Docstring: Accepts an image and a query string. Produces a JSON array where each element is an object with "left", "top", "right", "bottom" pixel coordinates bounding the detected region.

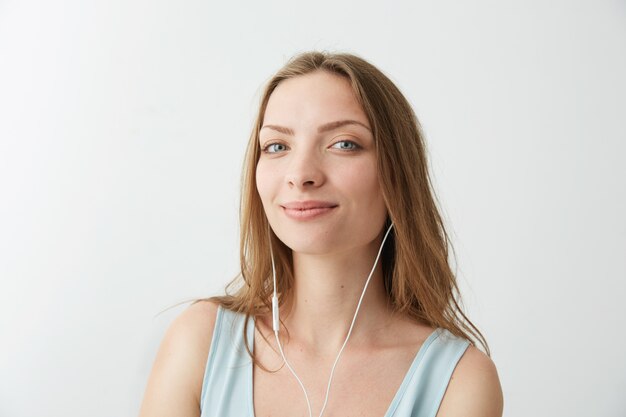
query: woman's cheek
[
  {"left": 255, "top": 164, "right": 272, "bottom": 207},
  {"left": 257, "top": 163, "right": 285, "bottom": 218}
]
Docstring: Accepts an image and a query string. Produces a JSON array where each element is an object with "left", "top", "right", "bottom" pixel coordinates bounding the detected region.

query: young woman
[{"left": 139, "top": 51, "right": 503, "bottom": 417}]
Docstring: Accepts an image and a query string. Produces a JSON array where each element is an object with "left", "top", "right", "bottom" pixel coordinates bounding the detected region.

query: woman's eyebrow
[{"left": 261, "top": 120, "right": 371, "bottom": 135}]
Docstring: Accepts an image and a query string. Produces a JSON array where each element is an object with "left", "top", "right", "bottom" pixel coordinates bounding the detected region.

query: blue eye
[
  {"left": 263, "top": 143, "right": 288, "bottom": 153},
  {"left": 331, "top": 140, "right": 359, "bottom": 151}
]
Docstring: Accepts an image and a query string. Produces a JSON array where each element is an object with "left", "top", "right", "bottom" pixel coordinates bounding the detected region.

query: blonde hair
[{"left": 204, "top": 50, "right": 490, "bottom": 358}]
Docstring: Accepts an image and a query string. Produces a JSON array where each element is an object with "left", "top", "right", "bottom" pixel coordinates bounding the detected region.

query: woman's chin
[{"left": 283, "top": 241, "right": 338, "bottom": 256}]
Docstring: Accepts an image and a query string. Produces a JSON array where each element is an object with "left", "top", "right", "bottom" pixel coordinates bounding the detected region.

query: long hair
[{"left": 204, "top": 50, "right": 490, "bottom": 361}]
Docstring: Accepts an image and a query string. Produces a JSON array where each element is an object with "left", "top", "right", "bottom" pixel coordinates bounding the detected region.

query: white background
[{"left": 1, "top": 1, "right": 624, "bottom": 416}]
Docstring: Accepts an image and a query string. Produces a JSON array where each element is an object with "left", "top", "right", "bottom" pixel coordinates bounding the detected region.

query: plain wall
[{"left": 1, "top": 1, "right": 624, "bottom": 416}]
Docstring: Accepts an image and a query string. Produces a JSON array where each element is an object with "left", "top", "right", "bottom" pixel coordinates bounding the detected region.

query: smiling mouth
[{"left": 281, "top": 205, "right": 337, "bottom": 220}]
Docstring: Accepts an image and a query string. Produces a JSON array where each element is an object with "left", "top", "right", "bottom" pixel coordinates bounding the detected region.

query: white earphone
[{"left": 269, "top": 222, "right": 395, "bottom": 417}]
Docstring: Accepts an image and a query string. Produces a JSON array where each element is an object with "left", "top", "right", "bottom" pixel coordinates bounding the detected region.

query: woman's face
[{"left": 256, "top": 70, "right": 387, "bottom": 255}]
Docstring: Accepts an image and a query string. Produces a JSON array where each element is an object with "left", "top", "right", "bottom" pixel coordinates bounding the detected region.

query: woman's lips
[{"left": 280, "top": 201, "right": 338, "bottom": 220}]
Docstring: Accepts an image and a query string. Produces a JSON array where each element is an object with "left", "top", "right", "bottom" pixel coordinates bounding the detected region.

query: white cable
[
  {"left": 316, "top": 223, "right": 393, "bottom": 416},
  {"left": 269, "top": 233, "right": 313, "bottom": 416},
  {"left": 269, "top": 223, "right": 394, "bottom": 417},
  {"left": 274, "top": 330, "right": 313, "bottom": 417}
]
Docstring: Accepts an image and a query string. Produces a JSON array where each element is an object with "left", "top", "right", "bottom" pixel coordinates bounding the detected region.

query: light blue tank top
[{"left": 200, "top": 305, "right": 470, "bottom": 417}]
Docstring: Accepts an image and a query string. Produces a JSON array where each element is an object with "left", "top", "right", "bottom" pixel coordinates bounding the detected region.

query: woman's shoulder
[
  {"left": 435, "top": 344, "right": 504, "bottom": 417},
  {"left": 166, "top": 299, "right": 221, "bottom": 355},
  {"left": 138, "top": 299, "right": 221, "bottom": 416},
  {"left": 169, "top": 299, "right": 221, "bottom": 376},
  {"left": 182, "top": 298, "right": 221, "bottom": 330}
]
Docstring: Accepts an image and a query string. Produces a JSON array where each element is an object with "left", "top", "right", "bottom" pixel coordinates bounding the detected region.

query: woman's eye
[
  {"left": 263, "top": 143, "right": 288, "bottom": 153},
  {"left": 331, "top": 140, "right": 360, "bottom": 151}
]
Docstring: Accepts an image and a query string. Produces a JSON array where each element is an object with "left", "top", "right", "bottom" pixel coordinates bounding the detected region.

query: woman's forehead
[{"left": 263, "top": 72, "right": 368, "bottom": 126}]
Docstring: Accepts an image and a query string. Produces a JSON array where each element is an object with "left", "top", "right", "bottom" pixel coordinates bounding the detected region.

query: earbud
[{"left": 268, "top": 222, "right": 394, "bottom": 417}]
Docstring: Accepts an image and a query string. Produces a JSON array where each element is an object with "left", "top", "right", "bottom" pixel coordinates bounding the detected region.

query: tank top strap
[
  {"left": 200, "top": 305, "right": 255, "bottom": 416},
  {"left": 385, "top": 328, "right": 470, "bottom": 417}
]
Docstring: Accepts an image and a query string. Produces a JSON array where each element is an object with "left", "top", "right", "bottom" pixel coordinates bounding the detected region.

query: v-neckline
[{"left": 246, "top": 315, "right": 441, "bottom": 417}]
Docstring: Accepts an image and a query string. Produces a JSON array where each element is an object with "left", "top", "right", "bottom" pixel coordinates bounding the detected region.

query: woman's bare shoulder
[
  {"left": 138, "top": 299, "right": 220, "bottom": 417},
  {"left": 181, "top": 298, "right": 221, "bottom": 336},
  {"left": 435, "top": 345, "right": 504, "bottom": 417},
  {"left": 162, "top": 299, "right": 220, "bottom": 363}
]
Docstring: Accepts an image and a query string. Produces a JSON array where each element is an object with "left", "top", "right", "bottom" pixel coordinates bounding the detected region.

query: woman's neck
[{"left": 280, "top": 240, "right": 392, "bottom": 356}]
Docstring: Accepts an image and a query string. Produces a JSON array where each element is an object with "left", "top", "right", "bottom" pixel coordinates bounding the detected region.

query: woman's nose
[{"left": 285, "top": 150, "right": 325, "bottom": 189}]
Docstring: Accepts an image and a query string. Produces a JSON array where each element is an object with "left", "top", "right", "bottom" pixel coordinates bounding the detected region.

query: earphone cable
[
  {"left": 269, "top": 223, "right": 394, "bottom": 417},
  {"left": 269, "top": 233, "right": 313, "bottom": 417},
  {"left": 316, "top": 223, "right": 393, "bottom": 416}
]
